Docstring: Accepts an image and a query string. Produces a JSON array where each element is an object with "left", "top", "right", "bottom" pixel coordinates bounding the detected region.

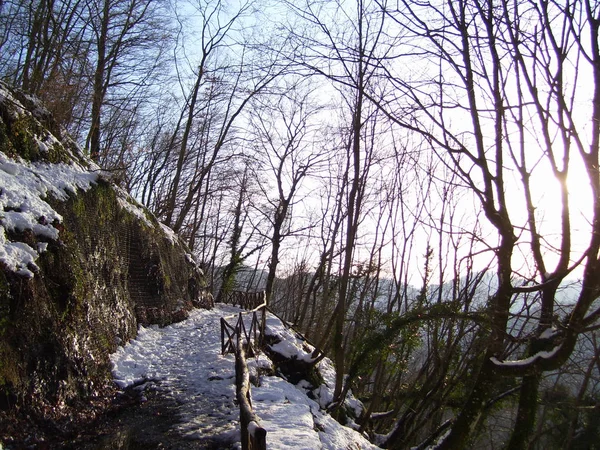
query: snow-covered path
[
  {"left": 110, "top": 304, "right": 380, "bottom": 449},
  {"left": 111, "top": 305, "right": 242, "bottom": 446}
]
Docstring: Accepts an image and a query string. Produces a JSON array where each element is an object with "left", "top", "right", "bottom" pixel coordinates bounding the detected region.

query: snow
[
  {"left": 111, "top": 304, "right": 381, "bottom": 449},
  {"left": 264, "top": 313, "right": 318, "bottom": 363},
  {"left": 539, "top": 327, "right": 558, "bottom": 340},
  {"left": 0, "top": 86, "right": 26, "bottom": 118},
  {"left": 253, "top": 374, "right": 376, "bottom": 450},
  {"left": 260, "top": 313, "right": 365, "bottom": 420},
  {"left": 252, "top": 376, "right": 323, "bottom": 449},
  {"left": 0, "top": 82, "right": 110, "bottom": 277},
  {"left": 159, "top": 222, "right": 179, "bottom": 244},
  {"left": 490, "top": 344, "right": 561, "bottom": 367},
  {"left": 113, "top": 185, "right": 179, "bottom": 245},
  {"left": 112, "top": 305, "right": 240, "bottom": 444},
  {"left": 0, "top": 151, "right": 97, "bottom": 277},
  {"left": 0, "top": 85, "right": 173, "bottom": 278},
  {"left": 114, "top": 185, "right": 154, "bottom": 228}
]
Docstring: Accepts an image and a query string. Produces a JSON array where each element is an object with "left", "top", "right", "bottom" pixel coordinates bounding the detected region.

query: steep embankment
[{"left": 0, "top": 82, "right": 208, "bottom": 440}]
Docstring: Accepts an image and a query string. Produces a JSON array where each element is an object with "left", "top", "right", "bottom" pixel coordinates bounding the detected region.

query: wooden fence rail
[
  {"left": 220, "top": 298, "right": 268, "bottom": 450},
  {"left": 220, "top": 303, "right": 266, "bottom": 356},
  {"left": 222, "top": 290, "right": 266, "bottom": 310},
  {"left": 236, "top": 332, "right": 267, "bottom": 450}
]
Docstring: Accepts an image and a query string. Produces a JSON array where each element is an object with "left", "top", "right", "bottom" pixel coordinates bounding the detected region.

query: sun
[{"left": 507, "top": 155, "right": 595, "bottom": 274}]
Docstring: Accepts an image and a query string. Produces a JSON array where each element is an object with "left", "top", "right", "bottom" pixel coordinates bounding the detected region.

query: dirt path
[
  {"left": 1, "top": 380, "right": 239, "bottom": 450},
  {"left": 73, "top": 387, "right": 238, "bottom": 450}
]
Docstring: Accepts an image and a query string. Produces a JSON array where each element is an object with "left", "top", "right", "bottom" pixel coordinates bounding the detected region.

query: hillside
[
  {"left": 0, "top": 82, "right": 209, "bottom": 442},
  {"left": 0, "top": 81, "right": 380, "bottom": 449}
]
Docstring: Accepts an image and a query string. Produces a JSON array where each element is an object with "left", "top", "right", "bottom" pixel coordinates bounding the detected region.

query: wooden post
[
  {"left": 220, "top": 299, "right": 268, "bottom": 449},
  {"left": 221, "top": 318, "right": 226, "bottom": 355}
]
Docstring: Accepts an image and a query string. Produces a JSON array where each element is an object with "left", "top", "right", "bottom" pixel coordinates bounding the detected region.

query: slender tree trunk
[
  {"left": 506, "top": 375, "right": 539, "bottom": 450},
  {"left": 333, "top": 83, "right": 363, "bottom": 405},
  {"left": 264, "top": 220, "right": 282, "bottom": 306},
  {"left": 164, "top": 66, "right": 204, "bottom": 227}
]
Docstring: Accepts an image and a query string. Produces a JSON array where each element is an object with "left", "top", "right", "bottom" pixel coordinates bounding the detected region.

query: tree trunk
[{"left": 163, "top": 66, "right": 204, "bottom": 227}]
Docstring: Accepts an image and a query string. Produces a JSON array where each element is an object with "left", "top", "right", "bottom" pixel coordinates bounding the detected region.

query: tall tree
[
  {"left": 217, "top": 162, "right": 268, "bottom": 301},
  {"left": 0, "top": 0, "right": 92, "bottom": 127},
  {"left": 0, "top": 0, "right": 170, "bottom": 161},
  {"left": 161, "top": 0, "right": 283, "bottom": 236},
  {"left": 85, "top": 0, "right": 167, "bottom": 161},
  {"left": 374, "top": 0, "right": 600, "bottom": 447},
  {"left": 285, "top": 0, "right": 393, "bottom": 407},
  {"left": 250, "top": 83, "right": 325, "bottom": 305}
]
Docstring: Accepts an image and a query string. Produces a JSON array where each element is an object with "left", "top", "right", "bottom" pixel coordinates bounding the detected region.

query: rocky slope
[{"left": 0, "top": 81, "right": 209, "bottom": 438}]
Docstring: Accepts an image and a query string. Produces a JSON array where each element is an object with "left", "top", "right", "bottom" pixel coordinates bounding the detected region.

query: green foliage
[
  {"left": 5, "top": 115, "right": 41, "bottom": 161},
  {"left": 532, "top": 386, "right": 600, "bottom": 449},
  {"left": 349, "top": 307, "right": 421, "bottom": 382},
  {"left": 221, "top": 252, "right": 244, "bottom": 295},
  {"left": 0, "top": 119, "right": 10, "bottom": 155},
  {"left": 346, "top": 300, "right": 487, "bottom": 396},
  {"left": 574, "top": 395, "right": 600, "bottom": 449}
]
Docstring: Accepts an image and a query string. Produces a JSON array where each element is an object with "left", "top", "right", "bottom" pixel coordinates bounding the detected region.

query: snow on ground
[
  {"left": 261, "top": 312, "right": 364, "bottom": 417},
  {"left": 111, "top": 303, "right": 380, "bottom": 449},
  {"left": 111, "top": 305, "right": 241, "bottom": 446}
]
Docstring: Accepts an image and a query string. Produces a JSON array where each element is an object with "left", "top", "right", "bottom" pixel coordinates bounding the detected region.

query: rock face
[{"left": 0, "top": 82, "right": 208, "bottom": 430}]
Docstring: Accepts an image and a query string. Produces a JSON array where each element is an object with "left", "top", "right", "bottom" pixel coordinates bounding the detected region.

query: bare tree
[
  {"left": 0, "top": 0, "right": 171, "bottom": 163},
  {"left": 216, "top": 162, "right": 269, "bottom": 301},
  {"left": 161, "top": 0, "right": 284, "bottom": 237},
  {"left": 285, "top": 0, "right": 394, "bottom": 408},
  {"left": 249, "top": 83, "right": 325, "bottom": 305},
  {"left": 85, "top": 0, "right": 169, "bottom": 161},
  {"left": 0, "top": 0, "right": 92, "bottom": 127},
  {"left": 371, "top": 0, "right": 600, "bottom": 447}
]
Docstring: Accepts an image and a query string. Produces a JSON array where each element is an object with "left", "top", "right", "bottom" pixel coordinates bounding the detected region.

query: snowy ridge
[
  {"left": 112, "top": 184, "right": 180, "bottom": 245},
  {"left": 0, "top": 80, "right": 180, "bottom": 277},
  {"left": 110, "top": 304, "right": 380, "bottom": 449},
  {"left": 0, "top": 84, "right": 27, "bottom": 118}
]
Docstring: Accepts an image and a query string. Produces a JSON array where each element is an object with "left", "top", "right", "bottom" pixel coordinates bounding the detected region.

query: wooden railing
[
  {"left": 236, "top": 331, "right": 267, "bottom": 450},
  {"left": 222, "top": 290, "right": 266, "bottom": 310},
  {"left": 220, "top": 300, "right": 267, "bottom": 450},
  {"left": 220, "top": 303, "right": 266, "bottom": 356}
]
